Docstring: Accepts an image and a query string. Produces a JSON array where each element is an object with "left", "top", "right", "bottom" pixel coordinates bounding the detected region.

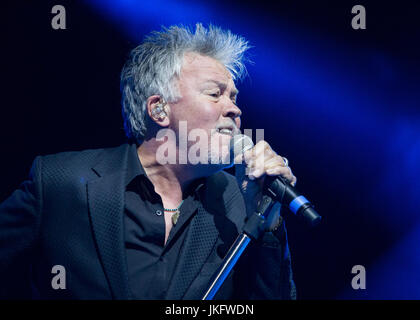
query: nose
[{"left": 222, "top": 100, "right": 242, "bottom": 128}]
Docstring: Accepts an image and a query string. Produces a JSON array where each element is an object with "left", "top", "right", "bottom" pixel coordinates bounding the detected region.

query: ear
[{"left": 146, "top": 95, "right": 170, "bottom": 127}]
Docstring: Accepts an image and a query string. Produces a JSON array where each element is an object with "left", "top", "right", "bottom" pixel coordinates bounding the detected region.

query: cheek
[
  {"left": 197, "top": 107, "right": 220, "bottom": 127},
  {"left": 171, "top": 94, "right": 221, "bottom": 131},
  {"left": 187, "top": 101, "right": 221, "bottom": 129}
]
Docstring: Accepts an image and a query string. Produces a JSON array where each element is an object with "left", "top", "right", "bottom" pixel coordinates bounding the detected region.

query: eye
[
  {"left": 207, "top": 89, "right": 221, "bottom": 98},
  {"left": 209, "top": 92, "right": 220, "bottom": 98}
]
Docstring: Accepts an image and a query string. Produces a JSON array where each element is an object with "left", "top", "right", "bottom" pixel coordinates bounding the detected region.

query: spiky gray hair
[{"left": 120, "top": 23, "right": 251, "bottom": 143}]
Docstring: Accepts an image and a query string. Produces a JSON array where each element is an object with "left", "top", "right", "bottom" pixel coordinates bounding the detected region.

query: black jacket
[{"left": 0, "top": 144, "right": 296, "bottom": 299}]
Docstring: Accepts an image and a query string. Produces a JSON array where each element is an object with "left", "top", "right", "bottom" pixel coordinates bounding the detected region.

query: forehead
[{"left": 180, "top": 52, "right": 234, "bottom": 85}]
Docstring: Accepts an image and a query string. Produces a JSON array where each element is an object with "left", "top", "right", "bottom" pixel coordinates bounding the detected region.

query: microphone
[{"left": 230, "top": 134, "right": 322, "bottom": 227}]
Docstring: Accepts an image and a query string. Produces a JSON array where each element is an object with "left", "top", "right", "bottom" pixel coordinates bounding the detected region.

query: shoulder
[
  {"left": 39, "top": 144, "right": 129, "bottom": 169},
  {"left": 34, "top": 143, "right": 131, "bottom": 183}
]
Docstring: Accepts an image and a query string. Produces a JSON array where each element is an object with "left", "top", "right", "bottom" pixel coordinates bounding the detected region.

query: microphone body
[
  {"left": 230, "top": 134, "right": 322, "bottom": 227},
  {"left": 265, "top": 175, "right": 321, "bottom": 227}
]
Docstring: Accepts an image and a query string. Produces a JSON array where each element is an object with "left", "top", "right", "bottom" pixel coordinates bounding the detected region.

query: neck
[{"left": 136, "top": 139, "right": 207, "bottom": 205}]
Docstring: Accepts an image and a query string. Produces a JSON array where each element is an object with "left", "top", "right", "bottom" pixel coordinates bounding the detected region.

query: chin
[
  {"left": 199, "top": 131, "right": 233, "bottom": 167},
  {"left": 207, "top": 148, "right": 232, "bottom": 166}
]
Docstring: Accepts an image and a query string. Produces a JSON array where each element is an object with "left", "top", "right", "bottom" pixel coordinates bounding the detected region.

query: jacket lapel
[
  {"left": 164, "top": 202, "right": 220, "bottom": 299},
  {"left": 87, "top": 145, "right": 131, "bottom": 300}
]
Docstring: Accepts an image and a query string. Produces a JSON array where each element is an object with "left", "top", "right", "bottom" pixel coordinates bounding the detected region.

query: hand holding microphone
[
  {"left": 203, "top": 135, "right": 321, "bottom": 300},
  {"left": 230, "top": 134, "right": 321, "bottom": 227},
  {"left": 231, "top": 135, "right": 296, "bottom": 219}
]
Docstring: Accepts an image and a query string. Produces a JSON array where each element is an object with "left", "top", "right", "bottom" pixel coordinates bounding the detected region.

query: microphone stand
[{"left": 202, "top": 196, "right": 274, "bottom": 300}]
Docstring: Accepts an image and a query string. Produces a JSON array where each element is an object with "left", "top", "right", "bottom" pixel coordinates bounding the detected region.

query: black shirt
[{"left": 124, "top": 144, "right": 205, "bottom": 299}]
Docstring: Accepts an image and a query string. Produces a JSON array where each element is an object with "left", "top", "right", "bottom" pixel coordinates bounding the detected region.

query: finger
[
  {"left": 248, "top": 143, "right": 278, "bottom": 170},
  {"left": 247, "top": 143, "right": 281, "bottom": 180},
  {"left": 244, "top": 141, "right": 274, "bottom": 164},
  {"left": 234, "top": 142, "right": 262, "bottom": 164},
  {"left": 250, "top": 154, "right": 281, "bottom": 178},
  {"left": 263, "top": 155, "right": 287, "bottom": 170},
  {"left": 249, "top": 165, "right": 295, "bottom": 182},
  {"left": 233, "top": 152, "right": 244, "bottom": 164},
  {"left": 266, "top": 166, "right": 296, "bottom": 185},
  {"left": 248, "top": 159, "right": 284, "bottom": 180}
]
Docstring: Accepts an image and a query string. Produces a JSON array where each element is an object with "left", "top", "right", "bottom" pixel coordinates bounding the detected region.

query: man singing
[{"left": 0, "top": 24, "right": 297, "bottom": 299}]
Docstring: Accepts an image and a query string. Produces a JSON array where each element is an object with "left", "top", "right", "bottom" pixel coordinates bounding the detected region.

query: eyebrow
[{"left": 203, "top": 80, "right": 239, "bottom": 96}]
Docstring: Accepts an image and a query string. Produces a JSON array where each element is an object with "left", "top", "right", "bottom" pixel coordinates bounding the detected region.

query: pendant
[{"left": 171, "top": 209, "right": 180, "bottom": 225}]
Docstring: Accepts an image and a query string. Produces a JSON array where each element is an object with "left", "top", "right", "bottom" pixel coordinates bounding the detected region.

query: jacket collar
[{"left": 87, "top": 143, "right": 132, "bottom": 299}]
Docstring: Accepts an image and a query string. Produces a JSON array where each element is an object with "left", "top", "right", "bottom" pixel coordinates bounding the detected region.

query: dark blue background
[{"left": 1, "top": 0, "right": 419, "bottom": 299}]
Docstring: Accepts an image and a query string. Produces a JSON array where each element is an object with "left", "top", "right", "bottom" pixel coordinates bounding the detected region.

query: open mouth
[
  {"left": 216, "top": 123, "right": 236, "bottom": 136},
  {"left": 217, "top": 128, "right": 234, "bottom": 136}
]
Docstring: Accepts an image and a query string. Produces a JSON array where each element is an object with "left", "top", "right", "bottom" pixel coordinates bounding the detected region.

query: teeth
[{"left": 219, "top": 128, "right": 232, "bottom": 135}]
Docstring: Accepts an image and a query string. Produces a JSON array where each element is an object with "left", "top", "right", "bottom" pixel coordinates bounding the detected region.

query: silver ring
[{"left": 282, "top": 157, "right": 289, "bottom": 167}]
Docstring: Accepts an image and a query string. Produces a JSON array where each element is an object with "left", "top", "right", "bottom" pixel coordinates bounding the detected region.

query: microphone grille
[{"left": 230, "top": 134, "right": 254, "bottom": 160}]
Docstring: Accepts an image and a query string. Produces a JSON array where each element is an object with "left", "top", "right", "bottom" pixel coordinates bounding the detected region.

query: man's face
[{"left": 169, "top": 52, "right": 242, "bottom": 166}]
